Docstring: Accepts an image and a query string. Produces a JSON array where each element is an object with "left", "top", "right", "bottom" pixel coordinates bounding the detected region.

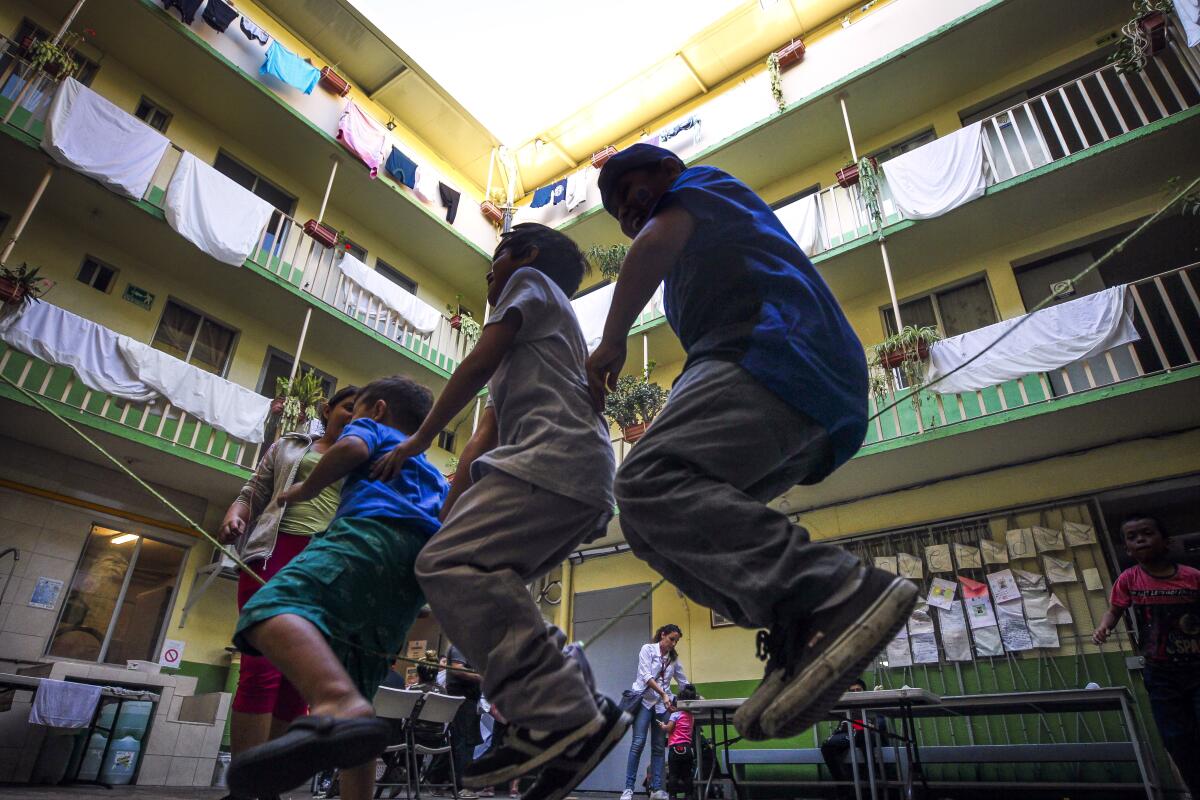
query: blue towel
[
  {"left": 550, "top": 179, "right": 567, "bottom": 205},
  {"left": 531, "top": 185, "right": 554, "bottom": 208},
  {"left": 28, "top": 679, "right": 102, "bottom": 729},
  {"left": 385, "top": 147, "right": 418, "bottom": 188},
  {"left": 260, "top": 41, "right": 319, "bottom": 94}
]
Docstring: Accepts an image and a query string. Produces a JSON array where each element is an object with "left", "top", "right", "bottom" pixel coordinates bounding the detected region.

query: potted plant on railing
[
  {"left": 480, "top": 189, "right": 506, "bottom": 226},
  {"left": 868, "top": 325, "right": 940, "bottom": 416},
  {"left": 603, "top": 366, "right": 669, "bottom": 444},
  {"left": 835, "top": 155, "right": 879, "bottom": 189},
  {"left": 273, "top": 369, "right": 325, "bottom": 435},
  {"left": 0, "top": 263, "right": 50, "bottom": 307},
  {"left": 766, "top": 53, "right": 786, "bottom": 113},
  {"left": 28, "top": 38, "right": 77, "bottom": 78},
  {"left": 591, "top": 146, "right": 618, "bottom": 169},
  {"left": 585, "top": 244, "right": 630, "bottom": 282},
  {"left": 1111, "top": 0, "right": 1173, "bottom": 74}
]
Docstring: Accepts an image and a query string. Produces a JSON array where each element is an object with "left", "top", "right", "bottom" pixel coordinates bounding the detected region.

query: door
[{"left": 573, "top": 583, "right": 652, "bottom": 792}]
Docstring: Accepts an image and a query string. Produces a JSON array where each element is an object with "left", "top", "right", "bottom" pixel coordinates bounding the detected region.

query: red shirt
[{"left": 1111, "top": 564, "right": 1200, "bottom": 664}]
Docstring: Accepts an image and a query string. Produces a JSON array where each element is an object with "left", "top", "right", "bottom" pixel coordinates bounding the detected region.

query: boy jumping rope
[
  {"left": 1093, "top": 515, "right": 1200, "bottom": 796},
  {"left": 372, "top": 223, "right": 626, "bottom": 799},
  {"left": 227, "top": 376, "right": 448, "bottom": 800},
  {"left": 590, "top": 143, "right": 918, "bottom": 741}
]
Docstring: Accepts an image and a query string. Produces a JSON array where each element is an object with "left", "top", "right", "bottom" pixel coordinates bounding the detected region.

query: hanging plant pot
[
  {"left": 302, "top": 219, "right": 339, "bottom": 249},
  {"left": 621, "top": 421, "right": 648, "bottom": 443},
  {"left": 0, "top": 277, "right": 27, "bottom": 306},
  {"left": 835, "top": 157, "right": 877, "bottom": 189},
  {"left": 480, "top": 200, "right": 504, "bottom": 225},
  {"left": 319, "top": 66, "right": 352, "bottom": 97},
  {"left": 18, "top": 34, "right": 37, "bottom": 55},
  {"left": 878, "top": 340, "right": 930, "bottom": 370},
  {"left": 774, "top": 40, "right": 806, "bottom": 70},
  {"left": 42, "top": 61, "right": 65, "bottom": 78},
  {"left": 1139, "top": 11, "right": 1168, "bottom": 55},
  {"left": 449, "top": 314, "right": 463, "bottom": 331},
  {"left": 592, "top": 146, "right": 618, "bottom": 169}
]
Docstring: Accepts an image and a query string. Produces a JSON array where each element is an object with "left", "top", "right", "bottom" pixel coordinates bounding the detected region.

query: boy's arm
[
  {"left": 586, "top": 204, "right": 696, "bottom": 410},
  {"left": 275, "top": 436, "right": 370, "bottom": 506},
  {"left": 1092, "top": 604, "right": 1125, "bottom": 644},
  {"left": 371, "top": 315, "right": 520, "bottom": 482},
  {"left": 439, "top": 406, "right": 498, "bottom": 522}
]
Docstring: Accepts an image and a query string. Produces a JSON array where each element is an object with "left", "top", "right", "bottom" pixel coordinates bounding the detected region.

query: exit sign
[{"left": 122, "top": 284, "right": 155, "bottom": 310}]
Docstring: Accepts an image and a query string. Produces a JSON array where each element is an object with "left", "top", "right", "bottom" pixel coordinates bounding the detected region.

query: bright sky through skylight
[{"left": 348, "top": 0, "right": 744, "bottom": 146}]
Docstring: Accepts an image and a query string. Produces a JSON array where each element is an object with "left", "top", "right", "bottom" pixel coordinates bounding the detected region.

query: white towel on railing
[
  {"left": 773, "top": 193, "right": 825, "bottom": 256},
  {"left": 164, "top": 153, "right": 275, "bottom": 267},
  {"left": 41, "top": 78, "right": 170, "bottom": 201},
  {"left": 117, "top": 338, "right": 271, "bottom": 442},
  {"left": 570, "top": 282, "right": 666, "bottom": 353},
  {"left": 925, "top": 285, "right": 1139, "bottom": 394},
  {"left": 337, "top": 254, "right": 441, "bottom": 334},
  {"left": 29, "top": 679, "right": 101, "bottom": 729},
  {"left": 1177, "top": 0, "right": 1200, "bottom": 47},
  {"left": 0, "top": 302, "right": 159, "bottom": 403},
  {"left": 881, "top": 122, "right": 986, "bottom": 220}
]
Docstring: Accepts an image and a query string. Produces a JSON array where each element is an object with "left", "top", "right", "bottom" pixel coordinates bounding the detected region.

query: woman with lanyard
[
  {"left": 621, "top": 624, "right": 687, "bottom": 800},
  {"left": 216, "top": 385, "right": 357, "bottom": 800}
]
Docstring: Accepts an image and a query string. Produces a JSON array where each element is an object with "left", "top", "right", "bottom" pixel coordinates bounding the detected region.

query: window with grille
[
  {"left": 882, "top": 276, "right": 998, "bottom": 339},
  {"left": 76, "top": 255, "right": 117, "bottom": 294},
  {"left": 134, "top": 96, "right": 172, "bottom": 133},
  {"left": 343, "top": 239, "right": 368, "bottom": 262},
  {"left": 151, "top": 299, "right": 238, "bottom": 376},
  {"left": 437, "top": 430, "right": 456, "bottom": 453},
  {"left": 376, "top": 258, "right": 417, "bottom": 294},
  {"left": 212, "top": 152, "right": 297, "bottom": 257}
]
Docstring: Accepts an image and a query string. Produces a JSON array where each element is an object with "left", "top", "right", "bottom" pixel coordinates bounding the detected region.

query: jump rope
[{"left": 1, "top": 175, "right": 1195, "bottom": 676}]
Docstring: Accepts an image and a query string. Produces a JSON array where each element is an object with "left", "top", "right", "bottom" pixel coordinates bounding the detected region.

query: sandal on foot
[{"left": 227, "top": 715, "right": 390, "bottom": 797}]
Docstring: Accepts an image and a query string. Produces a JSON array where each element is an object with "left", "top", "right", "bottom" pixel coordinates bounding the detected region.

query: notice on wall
[
  {"left": 938, "top": 601, "right": 972, "bottom": 662},
  {"left": 1032, "top": 526, "right": 1066, "bottom": 553},
  {"left": 1013, "top": 567, "right": 1047, "bottom": 593},
  {"left": 1005, "top": 528, "right": 1036, "bottom": 560},
  {"left": 925, "top": 544, "right": 953, "bottom": 573},
  {"left": 974, "top": 625, "right": 1004, "bottom": 657},
  {"left": 966, "top": 594, "right": 997, "bottom": 630},
  {"left": 885, "top": 631, "right": 913, "bottom": 668},
  {"left": 953, "top": 542, "right": 982, "bottom": 569},
  {"left": 405, "top": 639, "right": 427, "bottom": 660},
  {"left": 28, "top": 577, "right": 64, "bottom": 610},
  {"left": 996, "top": 599, "right": 1033, "bottom": 651},
  {"left": 927, "top": 578, "right": 957, "bottom": 610},
  {"left": 1083, "top": 567, "right": 1104, "bottom": 592},
  {"left": 159, "top": 638, "right": 186, "bottom": 669},
  {"left": 898, "top": 552, "right": 924, "bottom": 580},
  {"left": 1028, "top": 617, "right": 1061, "bottom": 649},
  {"left": 874, "top": 555, "right": 898, "bottom": 575},
  {"left": 1063, "top": 521, "right": 1097, "bottom": 547},
  {"left": 980, "top": 539, "right": 1009, "bottom": 564},
  {"left": 911, "top": 632, "right": 939, "bottom": 664},
  {"left": 908, "top": 604, "right": 935, "bottom": 634},
  {"left": 986, "top": 569, "right": 1021, "bottom": 604},
  {"left": 1043, "top": 555, "right": 1078, "bottom": 584}
]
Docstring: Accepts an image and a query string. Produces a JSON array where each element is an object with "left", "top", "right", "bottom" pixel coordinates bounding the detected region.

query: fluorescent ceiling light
[{"left": 110, "top": 533, "right": 140, "bottom": 545}]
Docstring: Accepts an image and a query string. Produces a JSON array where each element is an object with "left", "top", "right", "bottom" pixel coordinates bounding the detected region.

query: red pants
[{"left": 232, "top": 531, "right": 310, "bottom": 720}]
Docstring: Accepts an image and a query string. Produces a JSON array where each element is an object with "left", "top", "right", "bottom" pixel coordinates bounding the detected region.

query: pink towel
[{"left": 337, "top": 102, "right": 387, "bottom": 178}]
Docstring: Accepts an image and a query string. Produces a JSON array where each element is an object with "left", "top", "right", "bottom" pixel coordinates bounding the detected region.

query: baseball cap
[{"left": 597, "top": 143, "right": 684, "bottom": 218}]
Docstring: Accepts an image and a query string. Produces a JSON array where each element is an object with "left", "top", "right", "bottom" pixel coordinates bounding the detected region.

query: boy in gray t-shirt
[{"left": 372, "top": 223, "right": 627, "bottom": 798}]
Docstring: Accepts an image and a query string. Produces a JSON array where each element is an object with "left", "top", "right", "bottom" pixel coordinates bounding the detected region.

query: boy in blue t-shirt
[
  {"left": 227, "top": 376, "right": 448, "bottom": 800},
  {"left": 591, "top": 144, "right": 918, "bottom": 743}
]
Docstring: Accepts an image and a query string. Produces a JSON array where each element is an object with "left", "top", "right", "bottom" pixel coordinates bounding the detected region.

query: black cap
[{"left": 597, "top": 143, "right": 684, "bottom": 218}]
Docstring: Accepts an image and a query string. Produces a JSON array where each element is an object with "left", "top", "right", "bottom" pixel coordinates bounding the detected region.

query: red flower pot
[
  {"left": 592, "top": 146, "right": 618, "bottom": 169},
  {"left": 835, "top": 157, "right": 877, "bottom": 189},
  {"left": 0, "top": 277, "right": 26, "bottom": 306},
  {"left": 270, "top": 397, "right": 286, "bottom": 416},
  {"left": 622, "top": 421, "right": 648, "bottom": 443},
  {"left": 1139, "top": 11, "right": 1167, "bottom": 56},
  {"left": 319, "top": 66, "right": 352, "bottom": 97},
  {"left": 480, "top": 201, "right": 504, "bottom": 225},
  {"left": 775, "top": 40, "right": 806, "bottom": 69},
  {"left": 302, "top": 219, "right": 339, "bottom": 248},
  {"left": 449, "top": 314, "right": 463, "bottom": 331},
  {"left": 878, "top": 340, "right": 930, "bottom": 369}
]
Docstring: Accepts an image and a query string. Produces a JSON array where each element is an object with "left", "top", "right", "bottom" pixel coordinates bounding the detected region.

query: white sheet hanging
[
  {"left": 164, "top": 153, "right": 275, "bottom": 267},
  {"left": 774, "top": 193, "right": 825, "bottom": 256},
  {"left": 881, "top": 122, "right": 986, "bottom": 220},
  {"left": 338, "top": 254, "right": 441, "bottom": 334},
  {"left": 565, "top": 171, "right": 589, "bottom": 212},
  {"left": 926, "top": 286, "right": 1139, "bottom": 394},
  {"left": 1176, "top": 0, "right": 1200, "bottom": 47},
  {"left": 0, "top": 302, "right": 158, "bottom": 403},
  {"left": 41, "top": 78, "right": 170, "bottom": 201},
  {"left": 28, "top": 680, "right": 102, "bottom": 729},
  {"left": 117, "top": 338, "right": 271, "bottom": 443},
  {"left": 570, "top": 282, "right": 665, "bottom": 352}
]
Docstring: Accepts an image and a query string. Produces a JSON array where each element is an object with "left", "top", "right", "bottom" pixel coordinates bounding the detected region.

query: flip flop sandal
[{"left": 228, "top": 715, "right": 390, "bottom": 797}]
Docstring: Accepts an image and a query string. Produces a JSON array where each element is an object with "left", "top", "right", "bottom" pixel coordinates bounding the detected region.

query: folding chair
[
  {"left": 411, "top": 692, "right": 465, "bottom": 799},
  {"left": 373, "top": 687, "right": 424, "bottom": 799}
]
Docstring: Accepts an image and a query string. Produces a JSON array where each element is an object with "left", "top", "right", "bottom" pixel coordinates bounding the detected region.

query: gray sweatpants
[
  {"left": 416, "top": 470, "right": 611, "bottom": 731},
  {"left": 615, "top": 359, "right": 862, "bottom": 629}
]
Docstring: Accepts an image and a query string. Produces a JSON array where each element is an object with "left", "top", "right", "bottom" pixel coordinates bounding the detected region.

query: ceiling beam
[
  {"left": 546, "top": 138, "right": 579, "bottom": 169},
  {"left": 368, "top": 64, "right": 412, "bottom": 100},
  {"left": 678, "top": 52, "right": 709, "bottom": 94}
]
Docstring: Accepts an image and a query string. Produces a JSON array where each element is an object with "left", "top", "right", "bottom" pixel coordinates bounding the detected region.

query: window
[
  {"left": 882, "top": 276, "right": 998, "bottom": 338},
  {"left": 47, "top": 525, "right": 188, "bottom": 665},
  {"left": 2, "top": 20, "right": 99, "bottom": 100},
  {"left": 134, "top": 96, "right": 172, "bottom": 133},
  {"left": 769, "top": 184, "right": 820, "bottom": 211},
  {"left": 212, "top": 152, "right": 297, "bottom": 255},
  {"left": 151, "top": 299, "right": 238, "bottom": 375},
  {"left": 867, "top": 129, "right": 937, "bottom": 163},
  {"left": 343, "top": 239, "right": 367, "bottom": 262},
  {"left": 437, "top": 430, "right": 456, "bottom": 453},
  {"left": 375, "top": 258, "right": 417, "bottom": 294},
  {"left": 76, "top": 256, "right": 117, "bottom": 294},
  {"left": 256, "top": 348, "right": 337, "bottom": 441}
]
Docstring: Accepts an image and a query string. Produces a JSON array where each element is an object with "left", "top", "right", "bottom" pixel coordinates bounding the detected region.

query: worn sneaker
[
  {"left": 462, "top": 708, "right": 604, "bottom": 788},
  {"left": 517, "top": 697, "right": 633, "bottom": 800},
  {"left": 650, "top": 792, "right": 670, "bottom": 800},
  {"left": 733, "top": 566, "right": 918, "bottom": 740}
]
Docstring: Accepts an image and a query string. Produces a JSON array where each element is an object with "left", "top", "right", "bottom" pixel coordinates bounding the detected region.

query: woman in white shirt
[{"left": 621, "top": 624, "right": 688, "bottom": 800}]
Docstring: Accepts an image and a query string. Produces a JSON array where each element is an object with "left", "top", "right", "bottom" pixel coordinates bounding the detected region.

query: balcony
[{"left": 0, "top": 56, "right": 475, "bottom": 378}]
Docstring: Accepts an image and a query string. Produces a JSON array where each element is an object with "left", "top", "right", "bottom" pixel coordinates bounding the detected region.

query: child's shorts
[{"left": 233, "top": 516, "right": 427, "bottom": 702}]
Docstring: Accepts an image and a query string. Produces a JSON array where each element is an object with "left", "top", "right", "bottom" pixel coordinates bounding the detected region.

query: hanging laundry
[
  {"left": 530, "top": 185, "right": 554, "bottom": 208},
  {"left": 385, "top": 146, "right": 418, "bottom": 188},
  {"left": 338, "top": 253, "right": 442, "bottom": 334},
  {"left": 565, "top": 171, "right": 588, "bottom": 212},
  {"left": 773, "top": 193, "right": 825, "bottom": 257},
  {"left": 414, "top": 168, "right": 438, "bottom": 204},
  {"left": 164, "top": 152, "right": 275, "bottom": 267},
  {"left": 880, "top": 121, "right": 986, "bottom": 220},
  {"left": 260, "top": 41, "right": 320, "bottom": 94},
  {"left": 202, "top": 0, "right": 238, "bottom": 33},
  {"left": 162, "top": 0, "right": 203, "bottom": 25},
  {"left": 240, "top": 16, "right": 269, "bottom": 45},
  {"left": 42, "top": 78, "right": 171, "bottom": 201},
  {"left": 28, "top": 680, "right": 102, "bottom": 729},
  {"left": 550, "top": 179, "right": 568, "bottom": 205},
  {"left": 336, "top": 102, "right": 388, "bottom": 178},
  {"left": 438, "top": 183, "right": 461, "bottom": 224},
  {"left": 660, "top": 115, "right": 702, "bottom": 149}
]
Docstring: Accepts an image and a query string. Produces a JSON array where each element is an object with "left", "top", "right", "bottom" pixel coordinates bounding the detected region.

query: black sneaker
[
  {"left": 517, "top": 697, "right": 632, "bottom": 800},
  {"left": 462, "top": 707, "right": 605, "bottom": 788},
  {"left": 733, "top": 566, "right": 918, "bottom": 740}
]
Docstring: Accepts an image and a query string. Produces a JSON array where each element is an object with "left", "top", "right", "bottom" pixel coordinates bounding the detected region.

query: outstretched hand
[
  {"left": 370, "top": 435, "right": 429, "bottom": 482},
  {"left": 585, "top": 339, "right": 628, "bottom": 412}
]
